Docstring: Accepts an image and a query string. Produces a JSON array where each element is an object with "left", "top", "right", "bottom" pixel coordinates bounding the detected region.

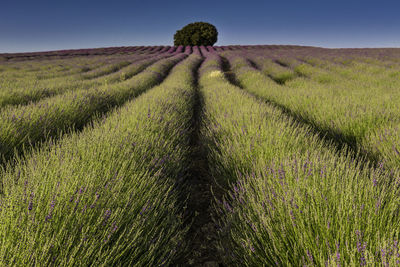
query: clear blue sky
[{"left": 1, "top": 0, "right": 399, "bottom": 53}]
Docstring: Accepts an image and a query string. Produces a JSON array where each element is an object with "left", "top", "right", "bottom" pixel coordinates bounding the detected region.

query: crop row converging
[{"left": 1, "top": 46, "right": 400, "bottom": 265}]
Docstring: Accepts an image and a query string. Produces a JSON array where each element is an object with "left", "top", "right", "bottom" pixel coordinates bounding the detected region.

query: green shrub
[{"left": 174, "top": 22, "right": 218, "bottom": 46}]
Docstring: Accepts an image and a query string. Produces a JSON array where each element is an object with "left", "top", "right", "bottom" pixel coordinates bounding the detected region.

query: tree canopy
[{"left": 174, "top": 22, "right": 218, "bottom": 46}]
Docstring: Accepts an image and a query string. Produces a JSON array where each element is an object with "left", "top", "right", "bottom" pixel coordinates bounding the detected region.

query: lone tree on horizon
[{"left": 174, "top": 22, "right": 218, "bottom": 46}]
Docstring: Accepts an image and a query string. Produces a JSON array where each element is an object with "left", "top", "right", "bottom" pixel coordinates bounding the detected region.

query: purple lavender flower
[
  {"left": 307, "top": 249, "right": 313, "bottom": 263},
  {"left": 357, "top": 241, "right": 367, "bottom": 266},
  {"left": 336, "top": 242, "right": 340, "bottom": 266},
  {"left": 28, "top": 192, "right": 34, "bottom": 211},
  {"left": 223, "top": 200, "right": 233, "bottom": 213},
  {"left": 103, "top": 209, "right": 111, "bottom": 225},
  {"left": 290, "top": 210, "right": 296, "bottom": 224},
  {"left": 278, "top": 164, "right": 285, "bottom": 180},
  {"left": 233, "top": 185, "right": 239, "bottom": 193},
  {"left": 45, "top": 200, "right": 56, "bottom": 222},
  {"left": 112, "top": 222, "right": 118, "bottom": 232},
  {"left": 320, "top": 165, "right": 326, "bottom": 177}
]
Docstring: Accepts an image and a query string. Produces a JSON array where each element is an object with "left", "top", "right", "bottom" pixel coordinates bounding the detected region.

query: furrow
[{"left": 173, "top": 55, "right": 223, "bottom": 266}]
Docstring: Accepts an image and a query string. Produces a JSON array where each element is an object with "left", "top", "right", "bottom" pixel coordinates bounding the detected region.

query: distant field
[{"left": 1, "top": 45, "right": 400, "bottom": 266}]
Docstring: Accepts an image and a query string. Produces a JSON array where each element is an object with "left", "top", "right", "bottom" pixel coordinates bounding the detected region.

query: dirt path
[{"left": 174, "top": 58, "right": 224, "bottom": 267}]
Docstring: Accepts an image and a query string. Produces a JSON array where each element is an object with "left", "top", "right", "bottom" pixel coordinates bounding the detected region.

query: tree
[{"left": 174, "top": 22, "right": 218, "bottom": 46}]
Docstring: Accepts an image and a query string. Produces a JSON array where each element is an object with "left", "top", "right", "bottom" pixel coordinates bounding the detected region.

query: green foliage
[{"left": 174, "top": 22, "right": 218, "bottom": 46}]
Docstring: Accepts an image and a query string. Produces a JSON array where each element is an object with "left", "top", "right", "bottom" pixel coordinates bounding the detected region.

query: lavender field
[{"left": 1, "top": 45, "right": 400, "bottom": 266}]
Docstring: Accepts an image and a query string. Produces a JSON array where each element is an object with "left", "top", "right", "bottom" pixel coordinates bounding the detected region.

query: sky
[{"left": 1, "top": 0, "right": 400, "bottom": 53}]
